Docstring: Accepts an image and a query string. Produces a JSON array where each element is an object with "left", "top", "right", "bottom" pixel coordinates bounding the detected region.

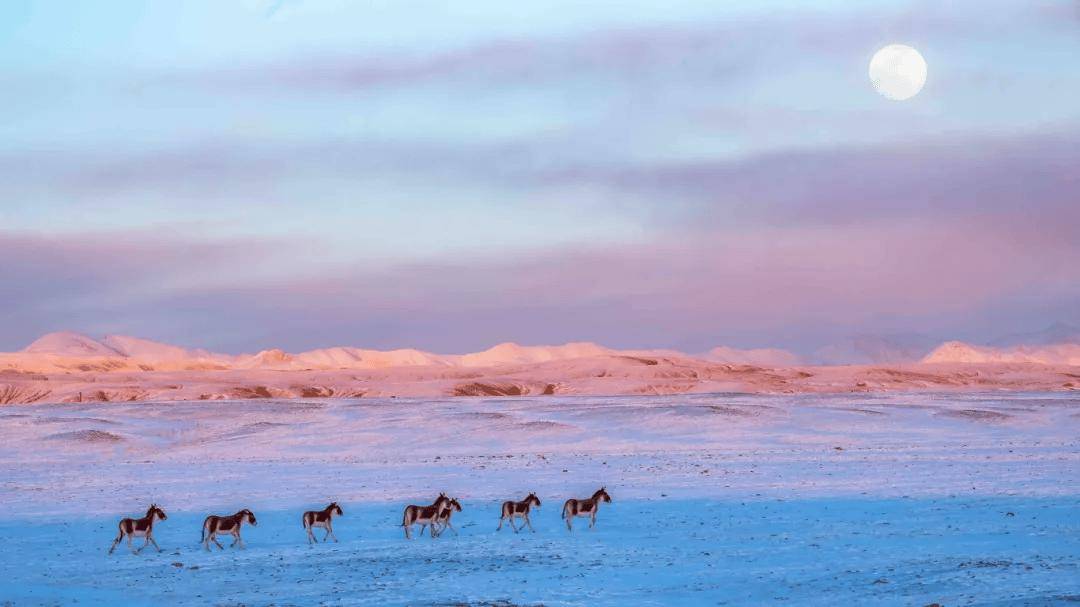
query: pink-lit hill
[{"left": 0, "top": 331, "right": 1076, "bottom": 404}]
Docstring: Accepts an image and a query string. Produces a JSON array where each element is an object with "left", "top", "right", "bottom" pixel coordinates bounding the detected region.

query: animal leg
[
  {"left": 524, "top": 513, "right": 536, "bottom": 532},
  {"left": 306, "top": 526, "right": 316, "bottom": 544},
  {"left": 323, "top": 528, "right": 332, "bottom": 542},
  {"left": 590, "top": 513, "right": 597, "bottom": 529},
  {"left": 212, "top": 535, "right": 225, "bottom": 550},
  {"left": 128, "top": 535, "right": 136, "bottom": 554},
  {"left": 327, "top": 526, "right": 339, "bottom": 542},
  {"left": 404, "top": 525, "right": 412, "bottom": 540},
  {"left": 108, "top": 532, "right": 122, "bottom": 554},
  {"left": 565, "top": 517, "right": 572, "bottom": 532},
  {"left": 148, "top": 535, "right": 162, "bottom": 552},
  {"left": 446, "top": 521, "right": 458, "bottom": 536}
]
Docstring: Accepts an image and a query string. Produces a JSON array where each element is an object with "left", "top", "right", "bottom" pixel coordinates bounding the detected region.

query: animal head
[
  {"left": 329, "top": 502, "right": 343, "bottom": 516},
  {"left": 594, "top": 487, "right": 612, "bottom": 503},
  {"left": 527, "top": 492, "right": 541, "bottom": 507},
  {"left": 448, "top": 498, "right": 462, "bottom": 512},
  {"left": 434, "top": 493, "right": 450, "bottom": 507},
  {"left": 241, "top": 509, "right": 257, "bottom": 525},
  {"left": 147, "top": 504, "right": 167, "bottom": 521}
]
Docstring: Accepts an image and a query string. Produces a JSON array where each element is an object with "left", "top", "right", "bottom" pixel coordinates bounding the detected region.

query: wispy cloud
[
  {"left": 531, "top": 130, "right": 1080, "bottom": 228},
  {"left": 188, "top": 1, "right": 1039, "bottom": 94},
  {"left": 4, "top": 175, "right": 1077, "bottom": 354},
  {"left": 0, "top": 228, "right": 296, "bottom": 349}
]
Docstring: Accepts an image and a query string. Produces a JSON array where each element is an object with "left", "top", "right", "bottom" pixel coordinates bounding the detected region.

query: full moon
[{"left": 868, "top": 44, "right": 927, "bottom": 101}]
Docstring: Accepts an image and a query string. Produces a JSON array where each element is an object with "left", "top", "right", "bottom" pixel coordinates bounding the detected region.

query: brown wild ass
[
  {"left": 497, "top": 492, "right": 541, "bottom": 533},
  {"left": 401, "top": 493, "right": 451, "bottom": 539},
  {"left": 562, "top": 487, "right": 611, "bottom": 531},
  {"left": 432, "top": 497, "right": 463, "bottom": 537},
  {"left": 201, "top": 509, "right": 257, "bottom": 551},
  {"left": 303, "top": 502, "right": 344, "bottom": 544},
  {"left": 108, "top": 504, "right": 168, "bottom": 554}
]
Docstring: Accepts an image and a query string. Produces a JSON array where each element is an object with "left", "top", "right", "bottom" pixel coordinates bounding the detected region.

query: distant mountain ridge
[
  {"left": 812, "top": 333, "right": 937, "bottom": 365},
  {"left": 6, "top": 324, "right": 1080, "bottom": 374},
  {"left": 988, "top": 322, "right": 1080, "bottom": 347},
  {"left": 7, "top": 332, "right": 740, "bottom": 373}
]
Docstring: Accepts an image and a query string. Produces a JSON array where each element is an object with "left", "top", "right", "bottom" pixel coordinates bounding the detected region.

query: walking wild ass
[
  {"left": 303, "top": 502, "right": 344, "bottom": 544},
  {"left": 401, "top": 493, "right": 451, "bottom": 539},
  {"left": 562, "top": 487, "right": 611, "bottom": 531},
  {"left": 201, "top": 509, "right": 258, "bottom": 551},
  {"left": 108, "top": 504, "right": 167, "bottom": 554},
  {"left": 497, "top": 493, "right": 541, "bottom": 533},
  {"left": 432, "top": 497, "right": 463, "bottom": 537}
]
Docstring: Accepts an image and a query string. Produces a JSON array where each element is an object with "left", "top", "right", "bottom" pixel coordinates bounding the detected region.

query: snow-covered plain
[{"left": 1, "top": 392, "right": 1078, "bottom": 605}]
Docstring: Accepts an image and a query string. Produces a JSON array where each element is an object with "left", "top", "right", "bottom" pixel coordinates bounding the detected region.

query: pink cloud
[
  {"left": 20, "top": 210, "right": 1065, "bottom": 354},
  {"left": 2, "top": 131, "right": 1077, "bottom": 354}
]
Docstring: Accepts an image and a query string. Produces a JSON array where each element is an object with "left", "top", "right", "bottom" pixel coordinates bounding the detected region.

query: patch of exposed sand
[{"left": 45, "top": 429, "right": 123, "bottom": 443}]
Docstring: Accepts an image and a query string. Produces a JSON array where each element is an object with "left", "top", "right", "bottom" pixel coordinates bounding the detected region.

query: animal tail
[
  {"left": 400, "top": 507, "right": 409, "bottom": 527},
  {"left": 199, "top": 517, "right": 208, "bottom": 544},
  {"left": 561, "top": 501, "right": 569, "bottom": 519}
]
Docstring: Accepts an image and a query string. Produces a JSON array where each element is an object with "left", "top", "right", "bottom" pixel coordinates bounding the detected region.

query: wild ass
[
  {"left": 303, "top": 502, "right": 344, "bottom": 544},
  {"left": 497, "top": 492, "right": 541, "bottom": 533},
  {"left": 562, "top": 487, "right": 611, "bottom": 531},
  {"left": 108, "top": 504, "right": 168, "bottom": 554},
  {"left": 432, "top": 497, "right": 463, "bottom": 537},
  {"left": 201, "top": 509, "right": 257, "bottom": 551},
  {"left": 401, "top": 493, "right": 451, "bottom": 539}
]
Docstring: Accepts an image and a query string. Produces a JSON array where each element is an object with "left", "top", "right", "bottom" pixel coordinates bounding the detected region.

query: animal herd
[{"left": 107, "top": 488, "right": 613, "bottom": 554}]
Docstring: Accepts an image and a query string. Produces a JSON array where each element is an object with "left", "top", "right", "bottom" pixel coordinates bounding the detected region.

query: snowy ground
[{"left": 1, "top": 392, "right": 1078, "bottom": 605}]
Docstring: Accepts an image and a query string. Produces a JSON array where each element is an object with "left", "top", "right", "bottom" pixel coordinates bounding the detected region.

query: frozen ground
[{"left": 0, "top": 392, "right": 1078, "bottom": 605}]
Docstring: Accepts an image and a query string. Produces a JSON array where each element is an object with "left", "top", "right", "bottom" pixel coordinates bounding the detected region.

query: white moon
[{"left": 868, "top": 44, "right": 927, "bottom": 101}]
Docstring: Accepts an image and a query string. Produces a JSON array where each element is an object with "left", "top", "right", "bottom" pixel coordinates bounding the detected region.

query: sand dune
[
  {"left": 100, "top": 334, "right": 221, "bottom": 363},
  {"left": 294, "top": 346, "right": 448, "bottom": 369},
  {"left": 2, "top": 333, "right": 779, "bottom": 374},
  {"left": 23, "top": 331, "right": 123, "bottom": 357},
  {"left": 922, "top": 341, "right": 1080, "bottom": 365}
]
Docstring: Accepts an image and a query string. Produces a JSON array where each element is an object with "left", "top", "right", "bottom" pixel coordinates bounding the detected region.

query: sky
[{"left": 1, "top": 0, "right": 1078, "bottom": 355}]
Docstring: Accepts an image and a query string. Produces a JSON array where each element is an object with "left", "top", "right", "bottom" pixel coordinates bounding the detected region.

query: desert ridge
[
  {"left": 0, "top": 330, "right": 1077, "bottom": 404},
  {"left": 6, "top": 331, "right": 802, "bottom": 373},
  {"left": 922, "top": 341, "right": 1080, "bottom": 365},
  {"left": 8, "top": 330, "right": 1080, "bottom": 371}
]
